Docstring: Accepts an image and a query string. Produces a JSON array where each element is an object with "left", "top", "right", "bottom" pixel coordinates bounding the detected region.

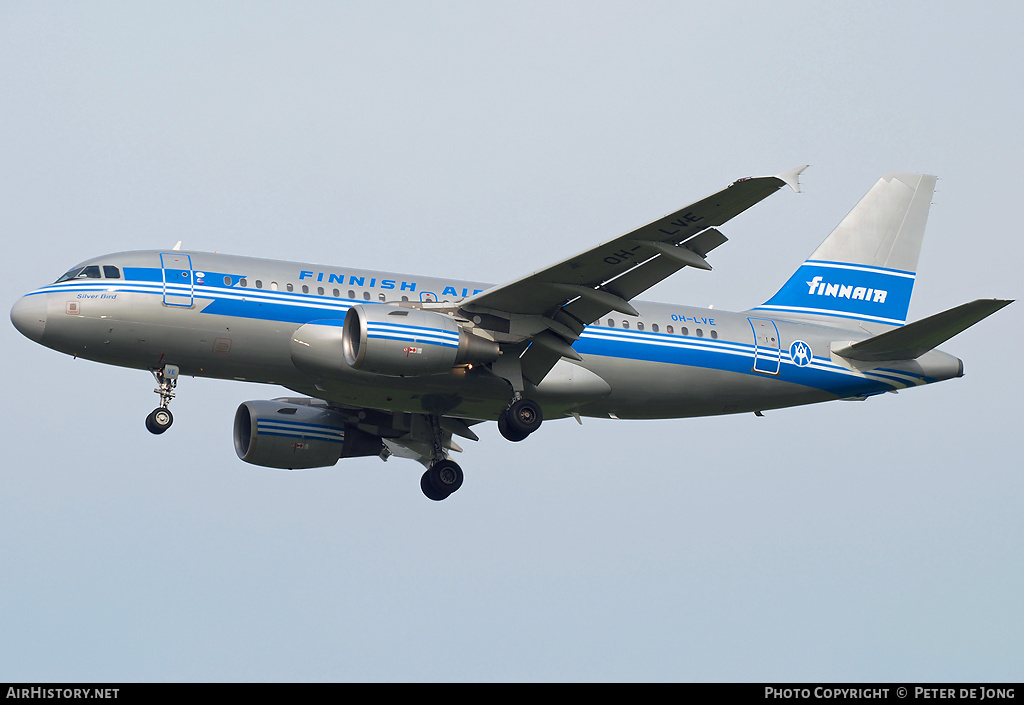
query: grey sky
[{"left": 2, "top": 2, "right": 1021, "bottom": 681}]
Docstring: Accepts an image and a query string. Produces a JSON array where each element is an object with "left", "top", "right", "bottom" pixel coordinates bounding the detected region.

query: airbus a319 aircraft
[{"left": 10, "top": 168, "right": 1012, "bottom": 500}]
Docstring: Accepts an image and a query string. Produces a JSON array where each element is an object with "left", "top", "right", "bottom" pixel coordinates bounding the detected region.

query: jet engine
[
  {"left": 340, "top": 305, "right": 500, "bottom": 376},
  {"left": 233, "top": 399, "right": 383, "bottom": 470}
]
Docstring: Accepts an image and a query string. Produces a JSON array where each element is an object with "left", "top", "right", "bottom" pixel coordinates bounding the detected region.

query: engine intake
[{"left": 233, "top": 399, "right": 383, "bottom": 470}]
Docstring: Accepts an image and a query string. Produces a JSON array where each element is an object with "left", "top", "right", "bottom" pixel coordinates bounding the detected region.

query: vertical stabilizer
[{"left": 753, "top": 172, "right": 937, "bottom": 329}]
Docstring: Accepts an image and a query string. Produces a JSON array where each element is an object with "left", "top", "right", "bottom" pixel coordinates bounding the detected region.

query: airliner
[{"left": 10, "top": 168, "right": 1012, "bottom": 500}]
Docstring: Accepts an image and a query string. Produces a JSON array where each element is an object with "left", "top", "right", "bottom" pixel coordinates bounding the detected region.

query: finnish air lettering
[
  {"left": 806, "top": 275, "right": 887, "bottom": 304},
  {"left": 297, "top": 270, "right": 483, "bottom": 297}
]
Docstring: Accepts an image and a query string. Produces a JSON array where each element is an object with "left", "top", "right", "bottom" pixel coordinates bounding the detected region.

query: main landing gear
[
  {"left": 420, "top": 458, "right": 465, "bottom": 501},
  {"left": 420, "top": 398, "right": 542, "bottom": 499},
  {"left": 145, "top": 364, "right": 179, "bottom": 435},
  {"left": 420, "top": 414, "right": 466, "bottom": 501},
  {"left": 497, "top": 397, "right": 543, "bottom": 442}
]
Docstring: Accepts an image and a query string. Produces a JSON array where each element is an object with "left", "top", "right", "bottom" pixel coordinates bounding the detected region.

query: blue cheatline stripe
[
  {"left": 257, "top": 431, "right": 346, "bottom": 443},
  {"left": 750, "top": 304, "right": 907, "bottom": 326},
  {"left": 35, "top": 268, "right": 914, "bottom": 396},
  {"left": 365, "top": 322, "right": 460, "bottom": 348},
  {"left": 869, "top": 366, "right": 931, "bottom": 386},
  {"left": 35, "top": 273, "right": 358, "bottom": 316},
  {"left": 256, "top": 418, "right": 346, "bottom": 443},
  {"left": 256, "top": 417, "right": 343, "bottom": 431},
  {"left": 578, "top": 327, "right": 904, "bottom": 396},
  {"left": 365, "top": 321, "right": 459, "bottom": 338},
  {"left": 803, "top": 260, "right": 917, "bottom": 278},
  {"left": 367, "top": 333, "right": 460, "bottom": 348}
]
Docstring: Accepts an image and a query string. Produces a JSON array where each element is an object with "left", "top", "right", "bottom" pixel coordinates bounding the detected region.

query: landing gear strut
[
  {"left": 498, "top": 397, "right": 543, "bottom": 442},
  {"left": 146, "top": 364, "right": 179, "bottom": 435},
  {"left": 419, "top": 414, "right": 465, "bottom": 501}
]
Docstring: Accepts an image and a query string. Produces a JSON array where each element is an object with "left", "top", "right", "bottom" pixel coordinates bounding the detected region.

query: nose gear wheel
[{"left": 146, "top": 364, "right": 179, "bottom": 435}]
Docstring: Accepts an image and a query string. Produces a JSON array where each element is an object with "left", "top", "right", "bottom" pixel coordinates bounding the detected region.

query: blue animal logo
[{"left": 790, "top": 340, "right": 812, "bottom": 367}]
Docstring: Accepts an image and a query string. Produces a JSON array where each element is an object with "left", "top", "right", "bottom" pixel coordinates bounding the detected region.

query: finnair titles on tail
[{"left": 10, "top": 169, "right": 1012, "bottom": 500}]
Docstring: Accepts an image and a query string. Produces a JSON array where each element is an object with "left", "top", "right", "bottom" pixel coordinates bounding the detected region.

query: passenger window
[
  {"left": 652, "top": 323, "right": 659, "bottom": 332},
  {"left": 333, "top": 289, "right": 340, "bottom": 297},
  {"left": 317, "top": 286, "right": 324, "bottom": 296},
  {"left": 667, "top": 325, "right": 674, "bottom": 334},
  {"left": 636, "top": 321, "right": 644, "bottom": 331},
  {"left": 378, "top": 293, "right": 386, "bottom": 302},
  {"left": 302, "top": 285, "right": 309, "bottom": 294},
  {"left": 607, "top": 319, "right": 614, "bottom": 327},
  {"left": 239, "top": 278, "right": 248, "bottom": 288},
  {"left": 348, "top": 290, "right": 355, "bottom": 299},
  {"left": 255, "top": 280, "right": 263, "bottom": 289},
  {"left": 681, "top": 327, "right": 688, "bottom": 336},
  {"left": 622, "top": 320, "right": 629, "bottom": 329},
  {"left": 710, "top": 330, "right": 718, "bottom": 339},
  {"left": 102, "top": 266, "right": 121, "bottom": 279},
  {"left": 271, "top": 282, "right": 278, "bottom": 291},
  {"left": 362, "top": 291, "right": 370, "bottom": 300},
  {"left": 286, "top": 283, "right": 294, "bottom": 292},
  {"left": 401, "top": 296, "right": 409, "bottom": 302},
  {"left": 224, "top": 276, "right": 232, "bottom": 286},
  {"left": 696, "top": 328, "right": 703, "bottom": 338}
]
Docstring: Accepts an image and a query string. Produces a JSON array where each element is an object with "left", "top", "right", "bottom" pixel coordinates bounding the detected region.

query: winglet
[{"left": 776, "top": 165, "right": 809, "bottom": 193}]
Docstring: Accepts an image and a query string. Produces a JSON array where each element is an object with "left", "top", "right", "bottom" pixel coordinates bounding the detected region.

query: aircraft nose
[{"left": 10, "top": 294, "right": 47, "bottom": 344}]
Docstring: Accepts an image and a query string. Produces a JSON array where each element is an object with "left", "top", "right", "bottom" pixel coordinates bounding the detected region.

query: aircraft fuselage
[{"left": 12, "top": 249, "right": 964, "bottom": 423}]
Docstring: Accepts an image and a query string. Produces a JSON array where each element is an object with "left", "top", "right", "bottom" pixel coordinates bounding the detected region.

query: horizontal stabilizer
[{"left": 833, "top": 299, "right": 1013, "bottom": 361}]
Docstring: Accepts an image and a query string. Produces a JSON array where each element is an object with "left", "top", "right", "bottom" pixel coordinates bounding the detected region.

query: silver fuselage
[{"left": 11, "top": 249, "right": 965, "bottom": 422}]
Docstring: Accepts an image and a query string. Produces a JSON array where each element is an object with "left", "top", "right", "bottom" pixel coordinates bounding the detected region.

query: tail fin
[{"left": 753, "top": 172, "right": 937, "bottom": 330}]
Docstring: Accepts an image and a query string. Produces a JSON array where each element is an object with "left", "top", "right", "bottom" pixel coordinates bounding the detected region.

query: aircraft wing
[
  {"left": 462, "top": 166, "right": 806, "bottom": 321},
  {"left": 461, "top": 167, "right": 806, "bottom": 384}
]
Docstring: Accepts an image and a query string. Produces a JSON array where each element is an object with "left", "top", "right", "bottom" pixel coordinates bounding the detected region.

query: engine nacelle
[
  {"left": 341, "top": 304, "right": 499, "bottom": 376},
  {"left": 233, "top": 399, "right": 383, "bottom": 470}
]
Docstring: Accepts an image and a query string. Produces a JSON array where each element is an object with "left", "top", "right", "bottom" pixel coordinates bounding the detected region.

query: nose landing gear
[{"left": 146, "top": 364, "right": 179, "bottom": 435}]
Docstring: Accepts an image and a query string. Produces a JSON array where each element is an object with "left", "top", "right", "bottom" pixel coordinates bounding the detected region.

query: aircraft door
[
  {"left": 160, "top": 253, "right": 194, "bottom": 307},
  {"left": 748, "top": 317, "right": 781, "bottom": 375}
]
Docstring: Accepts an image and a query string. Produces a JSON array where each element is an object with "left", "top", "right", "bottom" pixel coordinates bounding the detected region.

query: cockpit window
[
  {"left": 55, "top": 267, "right": 83, "bottom": 283},
  {"left": 54, "top": 265, "right": 102, "bottom": 283},
  {"left": 103, "top": 265, "right": 121, "bottom": 279}
]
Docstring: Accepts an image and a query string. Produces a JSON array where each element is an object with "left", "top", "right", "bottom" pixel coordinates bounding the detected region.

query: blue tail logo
[{"left": 757, "top": 260, "right": 916, "bottom": 326}]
